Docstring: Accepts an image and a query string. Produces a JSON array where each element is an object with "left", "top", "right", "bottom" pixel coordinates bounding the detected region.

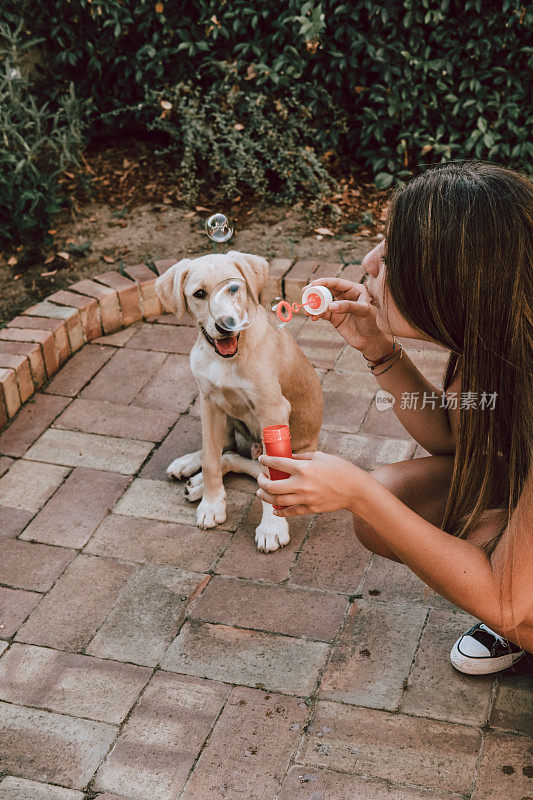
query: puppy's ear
[
  {"left": 228, "top": 251, "right": 269, "bottom": 303},
  {"left": 155, "top": 259, "right": 190, "bottom": 318}
]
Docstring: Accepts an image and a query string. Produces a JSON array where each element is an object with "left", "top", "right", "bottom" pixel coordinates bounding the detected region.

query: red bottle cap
[{"left": 262, "top": 424, "right": 291, "bottom": 443}]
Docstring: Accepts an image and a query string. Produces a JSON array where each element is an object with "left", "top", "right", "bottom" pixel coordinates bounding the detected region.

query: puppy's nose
[{"left": 215, "top": 318, "right": 236, "bottom": 335}]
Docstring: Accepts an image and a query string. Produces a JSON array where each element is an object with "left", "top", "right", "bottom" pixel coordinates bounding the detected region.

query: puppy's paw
[
  {"left": 197, "top": 495, "right": 227, "bottom": 529},
  {"left": 255, "top": 518, "right": 290, "bottom": 552},
  {"left": 185, "top": 472, "right": 203, "bottom": 502},
  {"left": 167, "top": 453, "right": 201, "bottom": 481}
]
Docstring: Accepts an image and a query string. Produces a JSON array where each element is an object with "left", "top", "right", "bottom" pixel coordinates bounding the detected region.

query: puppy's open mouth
[{"left": 201, "top": 327, "right": 240, "bottom": 358}]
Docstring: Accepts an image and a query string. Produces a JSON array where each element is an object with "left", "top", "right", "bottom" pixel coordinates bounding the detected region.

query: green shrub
[
  {"left": 24, "top": 0, "right": 531, "bottom": 187},
  {"left": 0, "top": 22, "right": 86, "bottom": 245},
  {"left": 101, "top": 72, "right": 338, "bottom": 205}
]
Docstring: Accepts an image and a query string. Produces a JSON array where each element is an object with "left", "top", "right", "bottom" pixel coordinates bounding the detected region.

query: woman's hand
[
  {"left": 304, "top": 277, "right": 393, "bottom": 359},
  {"left": 256, "top": 451, "right": 368, "bottom": 517}
]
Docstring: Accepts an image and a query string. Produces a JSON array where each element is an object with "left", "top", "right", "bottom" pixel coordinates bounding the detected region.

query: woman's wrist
[
  {"left": 360, "top": 335, "right": 395, "bottom": 362},
  {"left": 344, "top": 463, "right": 376, "bottom": 515}
]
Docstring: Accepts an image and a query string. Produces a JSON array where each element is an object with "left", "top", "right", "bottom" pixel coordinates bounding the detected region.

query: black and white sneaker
[{"left": 450, "top": 623, "right": 525, "bottom": 675}]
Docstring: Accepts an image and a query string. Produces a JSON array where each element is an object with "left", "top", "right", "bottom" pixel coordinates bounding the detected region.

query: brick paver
[
  {"left": 298, "top": 700, "right": 481, "bottom": 794},
  {"left": 80, "top": 348, "right": 166, "bottom": 404},
  {"left": 86, "top": 564, "right": 206, "bottom": 666},
  {"left": 279, "top": 766, "right": 458, "bottom": 800},
  {"left": 0, "top": 776, "right": 85, "bottom": 800},
  {"left": 0, "top": 643, "right": 151, "bottom": 723},
  {"left": 401, "top": 608, "right": 494, "bottom": 726},
  {"left": 182, "top": 687, "right": 309, "bottom": 800},
  {"left": 43, "top": 344, "right": 114, "bottom": 396},
  {"left": 0, "top": 701, "right": 117, "bottom": 789},
  {"left": 215, "top": 497, "right": 313, "bottom": 582},
  {"left": 190, "top": 576, "right": 348, "bottom": 641},
  {"left": 0, "top": 458, "right": 69, "bottom": 511},
  {"left": 19, "top": 468, "right": 129, "bottom": 550},
  {"left": 24, "top": 428, "right": 153, "bottom": 474},
  {"left": 0, "top": 264, "right": 530, "bottom": 799},
  {"left": 53, "top": 397, "right": 178, "bottom": 441},
  {"left": 0, "top": 539, "right": 74, "bottom": 592},
  {"left": 161, "top": 620, "right": 329, "bottom": 696},
  {"left": 0, "top": 587, "right": 41, "bottom": 637},
  {"left": 93, "top": 672, "right": 228, "bottom": 800},
  {"left": 289, "top": 509, "right": 370, "bottom": 593},
  {"left": 0, "top": 506, "right": 33, "bottom": 538},
  {"left": 320, "top": 600, "right": 427, "bottom": 710},
  {"left": 125, "top": 322, "right": 198, "bottom": 353},
  {"left": 0, "top": 393, "right": 70, "bottom": 457},
  {"left": 132, "top": 353, "right": 197, "bottom": 412},
  {"left": 16, "top": 554, "right": 135, "bottom": 651},
  {"left": 85, "top": 514, "right": 230, "bottom": 572}
]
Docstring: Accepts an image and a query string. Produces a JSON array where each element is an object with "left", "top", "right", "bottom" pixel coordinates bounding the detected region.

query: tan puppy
[{"left": 155, "top": 251, "right": 323, "bottom": 551}]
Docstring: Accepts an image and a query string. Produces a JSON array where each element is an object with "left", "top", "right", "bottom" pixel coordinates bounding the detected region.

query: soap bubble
[
  {"left": 209, "top": 278, "right": 256, "bottom": 333},
  {"left": 205, "top": 213, "right": 233, "bottom": 243},
  {"left": 266, "top": 297, "right": 292, "bottom": 328}
]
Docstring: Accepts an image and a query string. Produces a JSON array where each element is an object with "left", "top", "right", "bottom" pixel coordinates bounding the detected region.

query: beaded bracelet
[{"left": 373, "top": 348, "right": 403, "bottom": 376}]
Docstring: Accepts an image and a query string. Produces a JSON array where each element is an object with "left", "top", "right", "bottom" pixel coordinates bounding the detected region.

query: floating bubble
[
  {"left": 208, "top": 278, "right": 257, "bottom": 333},
  {"left": 205, "top": 213, "right": 233, "bottom": 243}
]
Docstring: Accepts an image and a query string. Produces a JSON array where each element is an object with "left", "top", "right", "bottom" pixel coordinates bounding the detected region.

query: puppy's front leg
[
  {"left": 255, "top": 400, "right": 291, "bottom": 552},
  {"left": 196, "top": 393, "right": 227, "bottom": 529}
]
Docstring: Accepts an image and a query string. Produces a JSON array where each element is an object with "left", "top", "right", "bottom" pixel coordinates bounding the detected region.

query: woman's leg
[{"left": 352, "top": 455, "right": 455, "bottom": 562}]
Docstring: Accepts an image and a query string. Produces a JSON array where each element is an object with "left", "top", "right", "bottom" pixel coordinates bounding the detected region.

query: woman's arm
[
  {"left": 348, "top": 467, "right": 533, "bottom": 635},
  {"left": 304, "top": 277, "right": 456, "bottom": 456},
  {"left": 256, "top": 453, "right": 533, "bottom": 636},
  {"left": 367, "top": 342, "right": 456, "bottom": 456}
]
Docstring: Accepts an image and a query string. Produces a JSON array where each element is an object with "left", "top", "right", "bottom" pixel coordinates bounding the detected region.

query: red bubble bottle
[{"left": 262, "top": 424, "right": 293, "bottom": 509}]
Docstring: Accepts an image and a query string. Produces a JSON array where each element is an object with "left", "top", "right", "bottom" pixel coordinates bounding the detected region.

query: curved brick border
[{"left": 0, "top": 256, "right": 362, "bottom": 432}]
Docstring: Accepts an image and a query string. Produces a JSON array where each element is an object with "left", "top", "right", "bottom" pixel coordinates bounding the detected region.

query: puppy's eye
[
  {"left": 193, "top": 289, "right": 207, "bottom": 300},
  {"left": 229, "top": 283, "right": 240, "bottom": 293}
]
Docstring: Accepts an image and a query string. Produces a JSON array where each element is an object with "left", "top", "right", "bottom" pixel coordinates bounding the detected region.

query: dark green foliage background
[
  {"left": 25, "top": 0, "right": 532, "bottom": 183},
  {"left": 1, "top": 0, "right": 531, "bottom": 244}
]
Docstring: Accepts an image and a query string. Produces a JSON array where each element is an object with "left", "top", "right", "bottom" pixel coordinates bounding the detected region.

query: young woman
[{"left": 256, "top": 162, "right": 532, "bottom": 674}]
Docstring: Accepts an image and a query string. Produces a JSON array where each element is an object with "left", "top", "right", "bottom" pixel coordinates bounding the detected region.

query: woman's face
[{"left": 362, "top": 240, "right": 425, "bottom": 340}]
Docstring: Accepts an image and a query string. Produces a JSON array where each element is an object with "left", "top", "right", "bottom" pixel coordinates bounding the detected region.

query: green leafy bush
[
  {"left": 114, "top": 74, "right": 338, "bottom": 204},
  {"left": 0, "top": 23, "right": 86, "bottom": 245},
  {"left": 24, "top": 0, "right": 531, "bottom": 186},
  {"left": 1, "top": 0, "right": 530, "bottom": 241}
]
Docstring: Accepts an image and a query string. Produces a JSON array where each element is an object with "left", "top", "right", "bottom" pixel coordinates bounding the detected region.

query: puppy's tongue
[{"left": 215, "top": 336, "right": 239, "bottom": 356}]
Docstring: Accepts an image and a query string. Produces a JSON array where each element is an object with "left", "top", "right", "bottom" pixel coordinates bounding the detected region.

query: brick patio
[{"left": 0, "top": 258, "right": 531, "bottom": 800}]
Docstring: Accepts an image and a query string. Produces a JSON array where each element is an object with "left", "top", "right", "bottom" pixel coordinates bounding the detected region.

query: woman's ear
[
  {"left": 228, "top": 251, "right": 269, "bottom": 303},
  {"left": 155, "top": 259, "right": 191, "bottom": 318}
]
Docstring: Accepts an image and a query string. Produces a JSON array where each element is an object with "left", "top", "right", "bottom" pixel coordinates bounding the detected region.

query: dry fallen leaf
[
  {"left": 102, "top": 255, "right": 115, "bottom": 263},
  {"left": 14, "top": 273, "right": 22, "bottom": 280},
  {"left": 155, "top": 1, "right": 164, "bottom": 11},
  {"left": 183, "top": 211, "right": 196, "bottom": 219},
  {"left": 57, "top": 251, "right": 70, "bottom": 261},
  {"left": 314, "top": 227, "right": 335, "bottom": 236},
  {"left": 7, "top": 256, "right": 18, "bottom": 266},
  {"left": 234, "top": 123, "right": 244, "bottom": 131},
  {"left": 47, "top": 229, "right": 58, "bottom": 235},
  {"left": 41, "top": 269, "right": 58, "bottom": 277},
  {"left": 160, "top": 100, "right": 172, "bottom": 111},
  {"left": 162, "top": 197, "right": 172, "bottom": 204},
  {"left": 44, "top": 254, "right": 55, "bottom": 264},
  {"left": 195, "top": 205, "right": 210, "bottom": 212}
]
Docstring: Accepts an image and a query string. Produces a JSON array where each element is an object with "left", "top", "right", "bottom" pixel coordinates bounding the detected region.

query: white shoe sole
[{"left": 450, "top": 641, "right": 525, "bottom": 675}]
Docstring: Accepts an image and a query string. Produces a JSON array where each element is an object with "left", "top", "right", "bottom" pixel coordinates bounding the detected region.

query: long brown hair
[{"left": 384, "top": 162, "right": 532, "bottom": 608}]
